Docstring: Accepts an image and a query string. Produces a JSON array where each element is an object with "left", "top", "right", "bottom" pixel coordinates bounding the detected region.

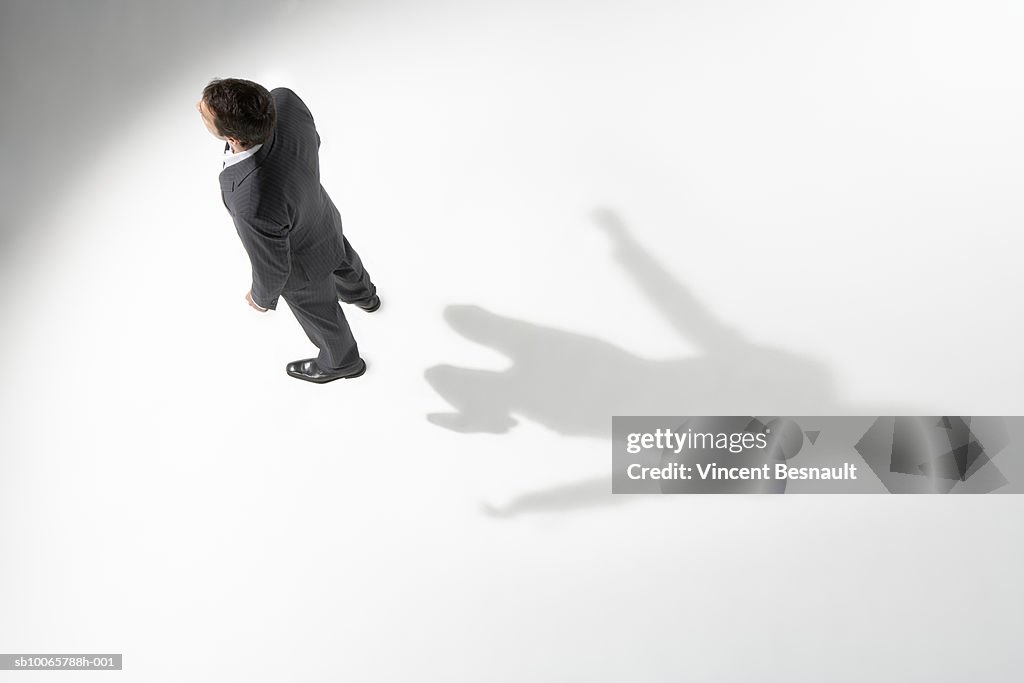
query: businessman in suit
[{"left": 197, "top": 78, "right": 380, "bottom": 383}]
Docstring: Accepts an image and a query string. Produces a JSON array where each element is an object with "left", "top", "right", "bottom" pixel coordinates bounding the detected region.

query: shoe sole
[{"left": 287, "top": 358, "right": 367, "bottom": 383}]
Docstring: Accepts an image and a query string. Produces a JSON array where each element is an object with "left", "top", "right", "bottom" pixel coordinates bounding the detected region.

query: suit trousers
[{"left": 281, "top": 235, "right": 376, "bottom": 371}]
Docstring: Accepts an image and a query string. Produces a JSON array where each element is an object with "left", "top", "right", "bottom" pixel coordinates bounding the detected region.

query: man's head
[{"left": 197, "top": 78, "right": 276, "bottom": 151}]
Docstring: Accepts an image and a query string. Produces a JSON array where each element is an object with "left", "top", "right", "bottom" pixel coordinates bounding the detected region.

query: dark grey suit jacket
[{"left": 219, "top": 87, "right": 347, "bottom": 310}]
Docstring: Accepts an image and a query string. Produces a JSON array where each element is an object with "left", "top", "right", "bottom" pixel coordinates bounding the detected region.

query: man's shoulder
[
  {"left": 271, "top": 87, "right": 313, "bottom": 117},
  {"left": 271, "top": 87, "right": 303, "bottom": 107}
]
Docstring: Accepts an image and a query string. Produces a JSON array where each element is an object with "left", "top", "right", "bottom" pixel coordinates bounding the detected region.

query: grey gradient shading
[{"left": 0, "top": 0, "right": 312, "bottom": 256}]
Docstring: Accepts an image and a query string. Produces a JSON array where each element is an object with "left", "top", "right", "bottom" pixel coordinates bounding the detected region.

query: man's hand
[{"left": 246, "top": 290, "right": 269, "bottom": 312}]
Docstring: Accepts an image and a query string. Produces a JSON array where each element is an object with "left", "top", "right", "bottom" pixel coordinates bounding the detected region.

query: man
[{"left": 197, "top": 78, "right": 380, "bottom": 383}]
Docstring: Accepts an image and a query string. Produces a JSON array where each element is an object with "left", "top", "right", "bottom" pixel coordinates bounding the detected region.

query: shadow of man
[{"left": 424, "top": 208, "right": 846, "bottom": 515}]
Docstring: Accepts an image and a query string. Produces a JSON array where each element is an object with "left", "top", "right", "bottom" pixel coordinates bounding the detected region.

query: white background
[{"left": 1, "top": 1, "right": 1022, "bottom": 680}]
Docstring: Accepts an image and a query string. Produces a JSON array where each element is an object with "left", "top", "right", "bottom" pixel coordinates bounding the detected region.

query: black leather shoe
[
  {"left": 286, "top": 358, "right": 366, "bottom": 383},
  {"left": 356, "top": 294, "right": 381, "bottom": 312}
]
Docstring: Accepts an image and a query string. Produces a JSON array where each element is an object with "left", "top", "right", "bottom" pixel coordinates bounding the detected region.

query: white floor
[{"left": 1, "top": 1, "right": 1023, "bottom": 681}]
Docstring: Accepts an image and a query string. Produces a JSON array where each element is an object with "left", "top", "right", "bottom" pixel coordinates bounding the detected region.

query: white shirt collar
[{"left": 222, "top": 143, "right": 263, "bottom": 169}]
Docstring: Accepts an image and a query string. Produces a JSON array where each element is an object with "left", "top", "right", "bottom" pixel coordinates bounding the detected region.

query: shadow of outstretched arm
[
  {"left": 593, "top": 207, "right": 746, "bottom": 355},
  {"left": 481, "top": 476, "right": 630, "bottom": 518}
]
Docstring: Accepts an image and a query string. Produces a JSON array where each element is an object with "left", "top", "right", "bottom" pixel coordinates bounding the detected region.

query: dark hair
[{"left": 202, "top": 78, "right": 276, "bottom": 149}]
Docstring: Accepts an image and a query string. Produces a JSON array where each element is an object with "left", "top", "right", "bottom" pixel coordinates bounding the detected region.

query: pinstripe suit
[{"left": 220, "top": 87, "right": 376, "bottom": 371}]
